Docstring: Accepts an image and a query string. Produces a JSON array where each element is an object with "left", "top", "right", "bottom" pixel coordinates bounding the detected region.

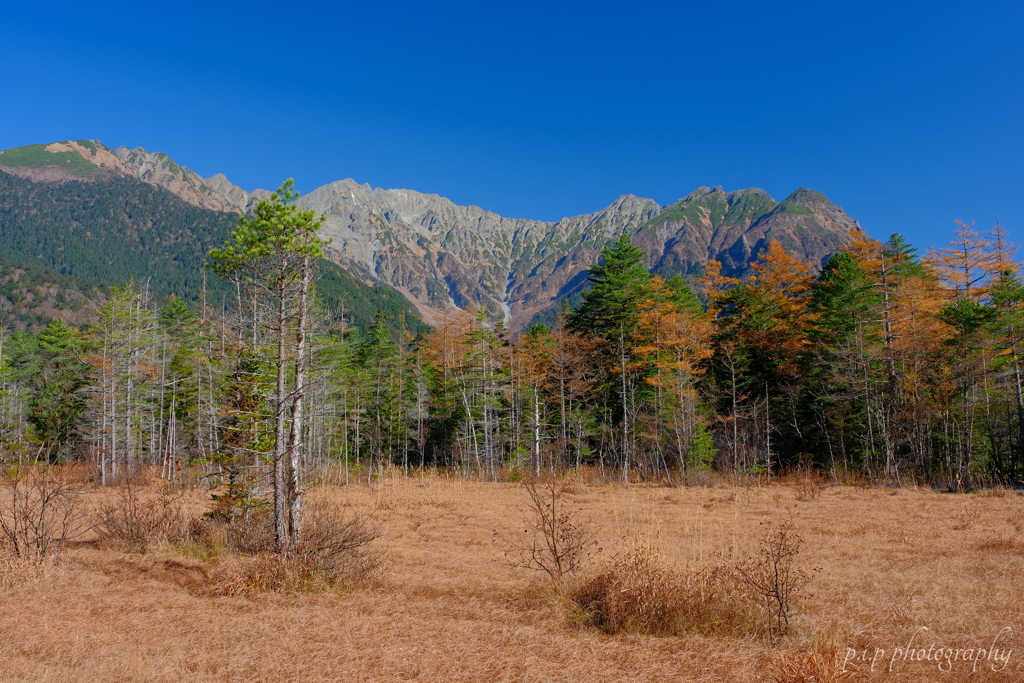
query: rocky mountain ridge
[
  {"left": 0, "top": 140, "right": 859, "bottom": 329},
  {"left": 0, "top": 140, "right": 269, "bottom": 213}
]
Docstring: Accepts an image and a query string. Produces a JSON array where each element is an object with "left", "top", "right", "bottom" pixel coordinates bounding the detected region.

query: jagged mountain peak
[
  {"left": 781, "top": 187, "right": 830, "bottom": 205},
  {"left": 600, "top": 193, "right": 661, "bottom": 216},
  {"left": 677, "top": 184, "right": 731, "bottom": 202},
  {"left": 669, "top": 185, "right": 774, "bottom": 208}
]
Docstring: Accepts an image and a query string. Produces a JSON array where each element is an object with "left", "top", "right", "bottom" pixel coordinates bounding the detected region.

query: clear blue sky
[{"left": 1, "top": 0, "right": 1020, "bottom": 252}]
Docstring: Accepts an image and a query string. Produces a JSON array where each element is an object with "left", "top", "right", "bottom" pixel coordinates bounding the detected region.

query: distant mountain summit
[{"left": 0, "top": 140, "right": 858, "bottom": 330}]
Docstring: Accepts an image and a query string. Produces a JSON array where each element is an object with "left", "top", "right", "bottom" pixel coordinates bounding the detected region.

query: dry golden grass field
[{"left": 1, "top": 471, "right": 1023, "bottom": 682}]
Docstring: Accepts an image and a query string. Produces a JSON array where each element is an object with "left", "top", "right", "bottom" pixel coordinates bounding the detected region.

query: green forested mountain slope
[
  {"left": 0, "top": 170, "right": 427, "bottom": 335},
  {"left": 0, "top": 258, "right": 105, "bottom": 332}
]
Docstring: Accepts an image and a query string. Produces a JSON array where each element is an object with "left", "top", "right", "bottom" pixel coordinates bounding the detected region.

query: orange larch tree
[
  {"left": 925, "top": 220, "right": 998, "bottom": 301},
  {"left": 634, "top": 276, "right": 714, "bottom": 476}
]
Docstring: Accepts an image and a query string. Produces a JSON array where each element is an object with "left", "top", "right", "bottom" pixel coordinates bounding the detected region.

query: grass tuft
[{"left": 567, "top": 544, "right": 754, "bottom": 636}]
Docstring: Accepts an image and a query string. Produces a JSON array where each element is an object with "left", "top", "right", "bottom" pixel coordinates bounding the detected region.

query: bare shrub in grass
[
  {"left": 215, "top": 502, "right": 277, "bottom": 555},
  {"left": 729, "top": 521, "right": 810, "bottom": 643},
  {"left": 279, "top": 499, "right": 382, "bottom": 587},
  {"left": 568, "top": 544, "right": 754, "bottom": 636},
  {"left": 95, "top": 477, "right": 197, "bottom": 553},
  {"left": 0, "top": 464, "right": 88, "bottom": 561},
  {"left": 209, "top": 501, "right": 381, "bottom": 595},
  {"left": 793, "top": 469, "right": 823, "bottom": 502},
  {"left": 505, "top": 476, "right": 596, "bottom": 586}
]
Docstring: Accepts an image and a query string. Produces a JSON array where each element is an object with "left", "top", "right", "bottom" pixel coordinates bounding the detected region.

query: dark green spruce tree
[
  {"left": 28, "top": 319, "right": 87, "bottom": 462},
  {"left": 569, "top": 234, "right": 652, "bottom": 480}
]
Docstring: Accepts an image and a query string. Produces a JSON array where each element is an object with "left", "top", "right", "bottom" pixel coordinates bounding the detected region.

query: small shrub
[
  {"left": 294, "top": 500, "right": 381, "bottom": 575},
  {"left": 729, "top": 521, "right": 810, "bottom": 643},
  {"left": 794, "top": 470, "right": 823, "bottom": 502},
  {"left": 95, "top": 478, "right": 196, "bottom": 553},
  {"left": 505, "top": 476, "right": 596, "bottom": 586},
  {"left": 0, "top": 464, "right": 88, "bottom": 561},
  {"left": 568, "top": 544, "right": 753, "bottom": 636},
  {"left": 217, "top": 502, "right": 277, "bottom": 555}
]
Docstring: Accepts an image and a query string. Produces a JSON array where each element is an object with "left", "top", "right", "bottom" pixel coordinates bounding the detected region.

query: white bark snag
[
  {"left": 286, "top": 254, "right": 312, "bottom": 546},
  {"left": 274, "top": 280, "right": 291, "bottom": 553}
]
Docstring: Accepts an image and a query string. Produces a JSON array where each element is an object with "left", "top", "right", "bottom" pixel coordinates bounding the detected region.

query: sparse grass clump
[
  {"left": 765, "top": 645, "right": 845, "bottom": 683},
  {"left": 564, "top": 522, "right": 812, "bottom": 641},
  {"left": 0, "top": 553, "right": 51, "bottom": 592}
]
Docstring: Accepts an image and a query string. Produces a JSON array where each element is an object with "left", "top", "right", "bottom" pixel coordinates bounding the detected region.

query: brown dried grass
[
  {"left": 0, "top": 471, "right": 1020, "bottom": 681},
  {"left": 764, "top": 645, "right": 846, "bottom": 682},
  {"left": 0, "top": 553, "right": 52, "bottom": 592}
]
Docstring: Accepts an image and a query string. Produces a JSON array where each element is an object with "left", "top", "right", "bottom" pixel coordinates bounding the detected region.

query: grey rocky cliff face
[
  {"left": 111, "top": 146, "right": 252, "bottom": 214},
  {"left": 202, "top": 173, "right": 271, "bottom": 213},
  {"left": 295, "top": 181, "right": 855, "bottom": 331},
  {"left": 296, "top": 180, "right": 669, "bottom": 328}
]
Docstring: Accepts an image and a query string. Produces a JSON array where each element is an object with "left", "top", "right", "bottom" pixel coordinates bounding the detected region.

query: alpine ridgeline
[
  {"left": 0, "top": 140, "right": 270, "bottom": 213},
  {"left": 0, "top": 140, "right": 858, "bottom": 330}
]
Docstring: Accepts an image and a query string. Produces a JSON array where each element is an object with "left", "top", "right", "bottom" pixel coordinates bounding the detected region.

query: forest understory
[{"left": 1, "top": 469, "right": 1022, "bottom": 682}]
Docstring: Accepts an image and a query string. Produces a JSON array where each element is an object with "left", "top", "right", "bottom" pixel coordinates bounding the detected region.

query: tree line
[{"left": 1, "top": 188, "right": 1022, "bottom": 502}]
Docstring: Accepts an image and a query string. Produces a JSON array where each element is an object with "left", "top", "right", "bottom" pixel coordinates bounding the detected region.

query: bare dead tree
[{"left": 505, "top": 476, "right": 595, "bottom": 586}]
